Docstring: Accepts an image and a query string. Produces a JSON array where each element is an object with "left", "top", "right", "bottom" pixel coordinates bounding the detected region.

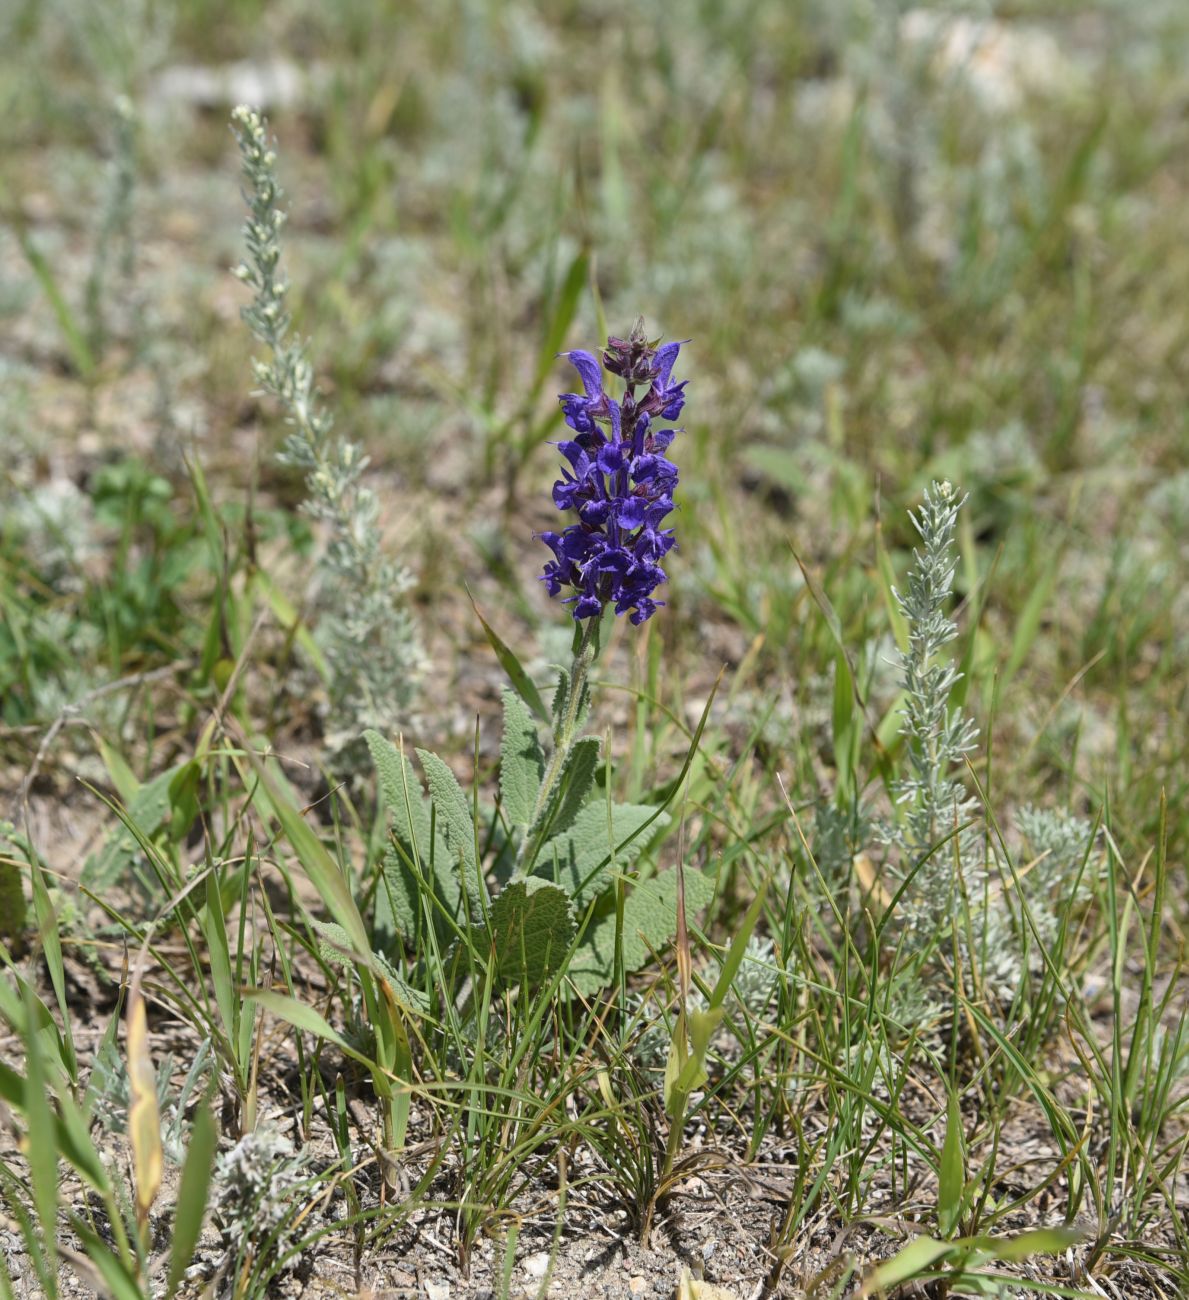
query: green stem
[
  {"left": 659, "top": 1088, "right": 687, "bottom": 1186},
  {"left": 512, "top": 616, "right": 600, "bottom": 878}
]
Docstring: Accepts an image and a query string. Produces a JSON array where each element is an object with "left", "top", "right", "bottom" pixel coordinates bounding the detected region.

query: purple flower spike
[{"left": 539, "top": 320, "right": 685, "bottom": 625}]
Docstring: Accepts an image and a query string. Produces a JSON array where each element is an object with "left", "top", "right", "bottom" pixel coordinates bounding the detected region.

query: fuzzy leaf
[
  {"left": 366, "top": 731, "right": 457, "bottom": 947},
  {"left": 538, "top": 736, "right": 601, "bottom": 839},
  {"left": 499, "top": 690, "right": 544, "bottom": 830},
  {"left": 314, "top": 920, "right": 358, "bottom": 972},
  {"left": 537, "top": 802, "right": 669, "bottom": 908},
  {"left": 417, "top": 749, "right": 483, "bottom": 912},
  {"left": 489, "top": 879, "right": 574, "bottom": 989},
  {"left": 551, "top": 668, "right": 569, "bottom": 731},
  {"left": 372, "top": 949, "right": 431, "bottom": 1015},
  {"left": 568, "top": 867, "right": 716, "bottom": 995},
  {"left": 312, "top": 922, "right": 429, "bottom": 1014},
  {"left": 375, "top": 845, "right": 418, "bottom": 947},
  {"left": 366, "top": 730, "right": 434, "bottom": 857}
]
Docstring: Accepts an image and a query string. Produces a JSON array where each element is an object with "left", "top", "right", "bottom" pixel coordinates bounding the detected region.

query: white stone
[{"left": 523, "top": 1252, "right": 552, "bottom": 1278}]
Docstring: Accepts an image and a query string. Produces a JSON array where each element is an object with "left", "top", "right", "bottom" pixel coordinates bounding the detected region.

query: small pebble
[{"left": 523, "top": 1251, "right": 551, "bottom": 1278}]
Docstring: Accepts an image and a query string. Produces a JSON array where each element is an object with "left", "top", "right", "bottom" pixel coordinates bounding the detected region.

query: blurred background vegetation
[{"left": 1, "top": 0, "right": 1186, "bottom": 859}]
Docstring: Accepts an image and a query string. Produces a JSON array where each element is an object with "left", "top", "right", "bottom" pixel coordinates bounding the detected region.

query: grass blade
[
  {"left": 20, "top": 982, "right": 59, "bottom": 1300},
  {"left": 938, "top": 1082, "right": 965, "bottom": 1238},
  {"left": 126, "top": 972, "right": 162, "bottom": 1238},
  {"left": 466, "top": 588, "right": 550, "bottom": 723},
  {"left": 165, "top": 1099, "right": 217, "bottom": 1300}
]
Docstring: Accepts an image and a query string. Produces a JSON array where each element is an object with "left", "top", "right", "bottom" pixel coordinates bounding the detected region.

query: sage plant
[
  {"left": 230, "top": 106, "right": 421, "bottom": 762},
  {"left": 214, "top": 1121, "right": 314, "bottom": 1259},
  {"left": 367, "top": 321, "right": 702, "bottom": 1000},
  {"left": 517, "top": 321, "right": 685, "bottom": 875}
]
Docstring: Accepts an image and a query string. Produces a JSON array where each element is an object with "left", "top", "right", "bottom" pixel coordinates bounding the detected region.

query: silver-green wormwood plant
[
  {"left": 880, "top": 481, "right": 1099, "bottom": 1002},
  {"left": 230, "top": 106, "right": 422, "bottom": 764},
  {"left": 883, "top": 479, "right": 981, "bottom": 943}
]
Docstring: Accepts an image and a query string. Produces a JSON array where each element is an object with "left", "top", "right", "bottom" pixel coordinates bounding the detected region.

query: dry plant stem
[{"left": 14, "top": 660, "right": 194, "bottom": 823}]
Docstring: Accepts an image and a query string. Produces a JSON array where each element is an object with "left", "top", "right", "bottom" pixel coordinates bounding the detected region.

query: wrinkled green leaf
[
  {"left": 313, "top": 921, "right": 429, "bottom": 1014},
  {"left": 568, "top": 868, "right": 715, "bottom": 995},
  {"left": 418, "top": 748, "right": 484, "bottom": 913},
  {"left": 538, "top": 736, "right": 600, "bottom": 840},
  {"left": 366, "top": 730, "right": 433, "bottom": 856},
  {"left": 489, "top": 878, "right": 574, "bottom": 989},
  {"left": 537, "top": 802, "right": 668, "bottom": 908},
  {"left": 499, "top": 690, "right": 544, "bottom": 830},
  {"left": 365, "top": 730, "right": 458, "bottom": 947},
  {"left": 375, "top": 845, "right": 418, "bottom": 948},
  {"left": 314, "top": 920, "right": 357, "bottom": 972}
]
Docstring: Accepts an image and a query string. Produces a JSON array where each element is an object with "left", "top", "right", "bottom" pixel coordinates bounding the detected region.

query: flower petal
[{"left": 563, "top": 350, "right": 604, "bottom": 399}]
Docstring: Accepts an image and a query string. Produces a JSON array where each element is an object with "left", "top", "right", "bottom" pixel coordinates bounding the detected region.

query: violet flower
[{"left": 539, "top": 320, "right": 685, "bottom": 625}]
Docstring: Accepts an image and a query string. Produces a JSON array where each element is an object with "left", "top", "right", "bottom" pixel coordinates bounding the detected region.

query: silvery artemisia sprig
[
  {"left": 230, "top": 107, "right": 421, "bottom": 763},
  {"left": 882, "top": 480, "right": 982, "bottom": 941},
  {"left": 540, "top": 320, "right": 686, "bottom": 626}
]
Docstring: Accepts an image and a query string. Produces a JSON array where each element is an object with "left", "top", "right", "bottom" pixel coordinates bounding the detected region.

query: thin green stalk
[{"left": 513, "top": 617, "right": 599, "bottom": 877}]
